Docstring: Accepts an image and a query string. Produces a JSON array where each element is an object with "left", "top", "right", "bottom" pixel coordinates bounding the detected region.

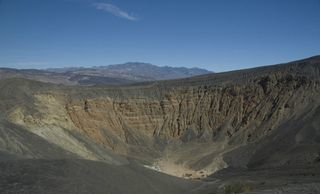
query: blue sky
[{"left": 0, "top": 0, "right": 319, "bottom": 72}]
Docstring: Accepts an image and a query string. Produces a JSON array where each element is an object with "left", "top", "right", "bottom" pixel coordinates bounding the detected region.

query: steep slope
[
  {"left": 0, "top": 56, "right": 319, "bottom": 193},
  {"left": 3, "top": 56, "right": 320, "bottom": 168}
]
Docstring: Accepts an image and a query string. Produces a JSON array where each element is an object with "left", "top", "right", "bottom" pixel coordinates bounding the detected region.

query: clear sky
[{"left": 0, "top": 0, "right": 319, "bottom": 72}]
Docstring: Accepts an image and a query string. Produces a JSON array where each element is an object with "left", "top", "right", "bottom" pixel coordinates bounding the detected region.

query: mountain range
[{"left": 0, "top": 62, "right": 211, "bottom": 85}]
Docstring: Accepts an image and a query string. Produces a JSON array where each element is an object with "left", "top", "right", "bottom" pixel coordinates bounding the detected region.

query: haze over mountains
[
  {"left": 0, "top": 56, "right": 319, "bottom": 193},
  {"left": 0, "top": 62, "right": 211, "bottom": 85}
]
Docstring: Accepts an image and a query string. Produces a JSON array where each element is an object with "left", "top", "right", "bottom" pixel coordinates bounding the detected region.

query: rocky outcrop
[{"left": 64, "top": 63, "right": 319, "bottom": 145}]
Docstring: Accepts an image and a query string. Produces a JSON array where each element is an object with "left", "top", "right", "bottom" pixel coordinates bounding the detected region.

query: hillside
[{"left": 0, "top": 56, "right": 319, "bottom": 193}]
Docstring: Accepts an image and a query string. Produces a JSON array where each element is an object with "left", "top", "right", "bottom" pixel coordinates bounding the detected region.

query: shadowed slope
[{"left": 0, "top": 159, "right": 198, "bottom": 194}]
